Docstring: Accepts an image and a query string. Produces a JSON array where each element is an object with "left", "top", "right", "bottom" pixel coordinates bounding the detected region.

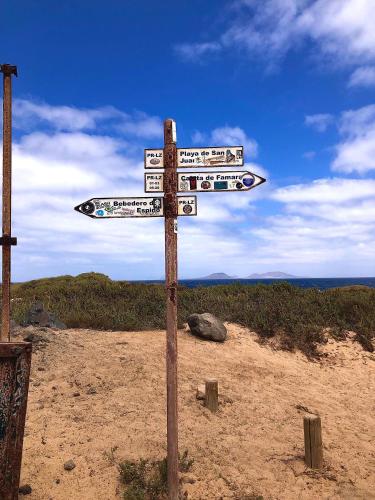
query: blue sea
[{"left": 136, "top": 277, "right": 375, "bottom": 290}]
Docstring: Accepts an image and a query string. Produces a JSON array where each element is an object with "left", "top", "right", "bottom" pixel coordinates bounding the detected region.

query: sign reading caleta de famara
[{"left": 145, "top": 171, "right": 265, "bottom": 193}]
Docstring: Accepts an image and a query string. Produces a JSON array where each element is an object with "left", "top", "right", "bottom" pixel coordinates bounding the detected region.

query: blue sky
[{"left": 2, "top": 0, "right": 375, "bottom": 280}]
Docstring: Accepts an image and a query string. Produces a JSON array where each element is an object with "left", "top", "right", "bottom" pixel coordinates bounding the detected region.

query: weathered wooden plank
[{"left": 0, "top": 342, "right": 32, "bottom": 499}]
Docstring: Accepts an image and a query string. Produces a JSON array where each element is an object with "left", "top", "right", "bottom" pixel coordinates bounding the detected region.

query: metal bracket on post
[
  {"left": 0, "top": 64, "right": 18, "bottom": 77},
  {"left": 0, "top": 236, "right": 17, "bottom": 246},
  {"left": 166, "top": 281, "right": 177, "bottom": 304},
  {"left": 164, "top": 193, "right": 177, "bottom": 218}
]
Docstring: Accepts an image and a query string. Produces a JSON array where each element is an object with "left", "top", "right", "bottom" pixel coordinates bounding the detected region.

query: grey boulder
[
  {"left": 23, "top": 301, "right": 67, "bottom": 329},
  {"left": 187, "top": 313, "right": 227, "bottom": 342}
]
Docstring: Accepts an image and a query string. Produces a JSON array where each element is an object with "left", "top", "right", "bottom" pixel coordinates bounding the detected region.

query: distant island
[
  {"left": 197, "top": 271, "right": 299, "bottom": 280},
  {"left": 198, "top": 273, "right": 236, "bottom": 280},
  {"left": 246, "top": 272, "right": 299, "bottom": 279}
]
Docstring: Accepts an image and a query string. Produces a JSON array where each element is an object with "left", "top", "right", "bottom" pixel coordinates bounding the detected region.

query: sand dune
[{"left": 16, "top": 324, "right": 375, "bottom": 499}]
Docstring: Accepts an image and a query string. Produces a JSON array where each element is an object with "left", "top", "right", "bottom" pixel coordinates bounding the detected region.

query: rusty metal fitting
[
  {"left": 166, "top": 281, "right": 177, "bottom": 303},
  {"left": 0, "top": 236, "right": 17, "bottom": 246},
  {"left": 164, "top": 194, "right": 177, "bottom": 218},
  {"left": 0, "top": 64, "right": 18, "bottom": 77}
]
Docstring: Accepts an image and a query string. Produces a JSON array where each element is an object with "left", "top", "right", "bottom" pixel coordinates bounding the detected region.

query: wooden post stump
[
  {"left": 205, "top": 379, "right": 218, "bottom": 413},
  {"left": 304, "top": 414, "right": 323, "bottom": 469}
]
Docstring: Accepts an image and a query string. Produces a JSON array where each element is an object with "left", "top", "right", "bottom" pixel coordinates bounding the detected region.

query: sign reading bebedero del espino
[
  {"left": 74, "top": 196, "right": 197, "bottom": 218},
  {"left": 144, "top": 146, "right": 244, "bottom": 168},
  {"left": 145, "top": 171, "right": 265, "bottom": 193}
]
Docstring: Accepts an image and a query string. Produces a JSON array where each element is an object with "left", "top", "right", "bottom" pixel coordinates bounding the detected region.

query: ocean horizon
[{"left": 134, "top": 277, "right": 375, "bottom": 290}]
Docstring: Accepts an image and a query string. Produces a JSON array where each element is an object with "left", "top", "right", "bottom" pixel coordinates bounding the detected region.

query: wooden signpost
[
  {"left": 75, "top": 118, "right": 266, "bottom": 499},
  {"left": 0, "top": 64, "right": 32, "bottom": 500}
]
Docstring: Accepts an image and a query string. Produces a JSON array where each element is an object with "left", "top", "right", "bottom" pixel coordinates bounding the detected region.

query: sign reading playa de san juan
[
  {"left": 145, "top": 171, "right": 265, "bottom": 193},
  {"left": 144, "top": 146, "right": 244, "bottom": 168},
  {"left": 74, "top": 196, "right": 197, "bottom": 218}
]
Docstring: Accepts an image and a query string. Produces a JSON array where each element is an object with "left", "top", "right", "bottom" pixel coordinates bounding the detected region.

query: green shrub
[
  {"left": 118, "top": 451, "right": 193, "bottom": 499},
  {"left": 6, "top": 273, "right": 375, "bottom": 357}
]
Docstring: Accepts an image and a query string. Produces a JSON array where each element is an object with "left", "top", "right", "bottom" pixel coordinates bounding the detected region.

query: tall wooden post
[
  {"left": 164, "top": 118, "right": 179, "bottom": 499},
  {"left": 1, "top": 64, "right": 17, "bottom": 343}
]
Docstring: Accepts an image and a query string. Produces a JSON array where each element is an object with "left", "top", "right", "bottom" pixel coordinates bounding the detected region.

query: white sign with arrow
[
  {"left": 75, "top": 196, "right": 197, "bottom": 218},
  {"left": 145, "top": 171, "right": 265, "bottom": 193},
  {"left": 144, "top": 146, "right": 244, "bottom": 169}
]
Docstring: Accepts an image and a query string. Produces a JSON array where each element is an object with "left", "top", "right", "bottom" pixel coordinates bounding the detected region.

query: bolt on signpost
[
  {"left": 76, "top": 119, "right": 266, "bottom": 499},
  {"left": 0, "top": 65, "right": 32, "bottom": 500}
]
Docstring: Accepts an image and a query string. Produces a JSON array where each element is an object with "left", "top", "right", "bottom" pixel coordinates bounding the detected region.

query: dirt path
[{"left": 18, "top": 324, "right": 375, "bottom": 499}]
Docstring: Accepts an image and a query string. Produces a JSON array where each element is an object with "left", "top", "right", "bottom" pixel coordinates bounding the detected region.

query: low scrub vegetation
[
  {"left": 118, "top": 450, "right": 193, "bottom": 499},
  {"left": 8, "top": 273, "right": 375, "bottom": 357}
]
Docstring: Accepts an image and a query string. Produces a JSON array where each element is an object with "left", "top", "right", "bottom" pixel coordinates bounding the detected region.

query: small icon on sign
[
  {"left": 150, "top": 158, "right": 161, "bottom": 165},
  {"left": 96, "top": 210, "right": 105, "bottom": 216},
  {"left": 81, "top": 201, "right": 95, "bottom": 215},
  {"left": 214, "top": 181, "right": 228, "bottom": 190},
  {"left": 151, "top": 198, "right": 162, "bottom": 211},
  {"left": 183, "top": 204, "right": 193, "bottom": 214},
  {"left": 236, "top": 182, "right": 243, "bottom": 190},
  {"left": 201, "top": 181, "right": 211, "bottom": 190},
  {"left": 242, "top": 174, "right": 255, "bottom": 187},
  {"left": 189, "top": 177, "right": 197, "bottom": 190},
  {"left": 226, "top": 150, "right": 236, "bottom": 163}
]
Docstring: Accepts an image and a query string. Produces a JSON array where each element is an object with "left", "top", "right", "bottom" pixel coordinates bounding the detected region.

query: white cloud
[
  {"left": 13, "top": 99, "right": 118, "bottom": 131},
  {"left": 115, "top": 111, "right": 163, "bottom": 138},
  {"left": 7, "top": 99, "right": 375, "bottom": 280},
  {"left": 305, "top": 113, "right": 333, "bottom": 132},
  {"left": 192, "top": 125, "right": 258, "bottom": 158},
  {"left": 253, "top": 176, "right": 375, "bottom": 272},
  {"left": 9, "top": 100, "right": 269, "bottom": 280},
  {"left": 13, "top": 99, "right": 162, "bottom": 138},
  {"left": 272, "top": 178, "right": 375, "bottom": 204},
  {"left": 176, "top": 0, "right": 375, "bottom": 79},
  {"left": 348, "top": 66, "right": 375, "bottom": 88},
  {"left": 174, "top": 42, "right": 221, "bottom": 62},
  {"left": 332, "top": 104, "right": 375, "bottom": 173},
  {"left": 191, "top": 130, "right": 206, "bottom": 144},
  {"left": 303, "top": 151, "right": 316, "bottom": 160},
  {"left": 296, "top": 0, "right": 375, "bottom": 65}
]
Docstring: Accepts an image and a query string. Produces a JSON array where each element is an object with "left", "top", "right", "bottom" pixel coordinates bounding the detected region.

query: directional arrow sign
[
  {"left": 74, "top": 196, "right": 197, "bottom": 218},
  {"left": 144, "top": 146, "right": 244, "bottom": 169},
  {"left": 145, "top": 171, "right": 265, "bottom": 193}
]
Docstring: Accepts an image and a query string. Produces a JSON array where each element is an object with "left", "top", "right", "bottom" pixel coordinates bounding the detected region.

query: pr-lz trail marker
[{"left": 75, "top": 119, "right": 266, "bottom": 500}]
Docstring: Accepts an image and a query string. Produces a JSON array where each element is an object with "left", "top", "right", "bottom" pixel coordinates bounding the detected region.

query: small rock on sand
[
  {"left": 63, "top": 459, "right": 76, "bottom": 471},
  {"left": 19, "top": 484, "right": 32, "bottom": 495}
]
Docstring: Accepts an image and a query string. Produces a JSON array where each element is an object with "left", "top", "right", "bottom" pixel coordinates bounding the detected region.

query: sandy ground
[{"left": 15, "top": 324, "right": 375, "bottom": 500}]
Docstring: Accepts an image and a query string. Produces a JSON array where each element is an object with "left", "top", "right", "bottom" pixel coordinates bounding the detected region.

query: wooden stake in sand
[
  {"left": 304, "top": 414, "right": 323, "bottom": 469},
  {"left": 205, "top": 379, "right": 219, "bottom": 413}
]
